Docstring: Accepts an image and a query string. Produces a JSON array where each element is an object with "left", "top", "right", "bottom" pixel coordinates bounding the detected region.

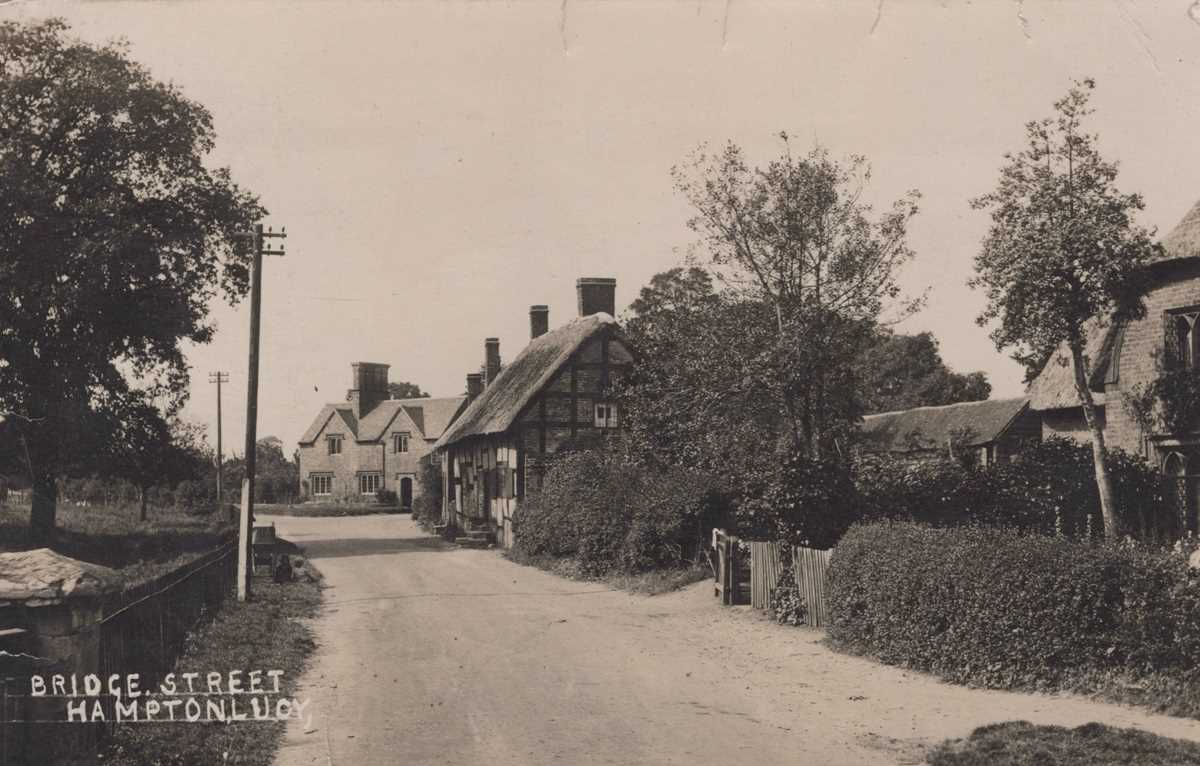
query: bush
[
  {"left": 828, "top": 521, "right": 1200, "bottom": 706},
  {"left": 513, "top": 448, "right": 716, "bottom": 577},
  {"left": 736, "top": 453, "right": 858, "bottom": 547},
  {"left": 768, "top": 560, "right": 807, "bottom": 626},
  {"left": 375, "top": 489, "right": 398, "bottom": 508},
  {"left": 411, "top": 457, "right": 444, "bottom": 532},
  {"left": 853, "top": 438, "right": 1172, "bottom": 540}
]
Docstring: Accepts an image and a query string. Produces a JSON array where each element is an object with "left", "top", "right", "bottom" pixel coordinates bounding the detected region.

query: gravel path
[{"left": 267, "top": 514, "right": 1200, "bottom": 765}]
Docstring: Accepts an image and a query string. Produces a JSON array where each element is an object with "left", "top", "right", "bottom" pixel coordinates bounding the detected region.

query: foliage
[
  {"left": 412, "top": 456, "right": 443, "bottom": 531},
  {"left": 0, "top": 19, "right": 264, "bottom": 539},
  {"left": 929, "top": 721, "right": 1200, "bottom": 766},
  {"left": 513, "top": 447, "right": 717, "bottom": 577},
  {"left": 224, "top": 438, "right": 300, "bottom": 505},
  {"left": 857, "top": 331, "right": 991, "bottom": 414},
  {"left": 387, "top": 381, "right": 429, "bottom": 399},
  {"left": 375, "top": 489, "right": 398, "bottom": 508},
  {"left": 969, "top": 79, "right": 1159, "bottom": 537},
  {"left": 736, "top": 453, "right": 859, "bottom": 548},
  {"left": 827, "top": 522, "right": 1200, "bottom": 709},
  {"left": 1125, "top": 358, "right": 1200, "bottom": 437},
  {"left": 672, "top": 136, "right": 922, "bottom": 459},
  {"left": 768, "top": 559, "right": 808, "bottom": 626},
  {"left": 853, "top": 439, "right": 1172, "bottom": 540}
]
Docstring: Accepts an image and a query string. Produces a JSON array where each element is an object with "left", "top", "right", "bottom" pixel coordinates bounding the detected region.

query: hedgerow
[{"left": 828, "top": 521, "right": 1200, "bottom": 714}]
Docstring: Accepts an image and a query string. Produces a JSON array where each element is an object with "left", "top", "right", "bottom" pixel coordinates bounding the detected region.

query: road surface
[{"left": 268, "top": 514, "right": 1200, "bottom": 766}]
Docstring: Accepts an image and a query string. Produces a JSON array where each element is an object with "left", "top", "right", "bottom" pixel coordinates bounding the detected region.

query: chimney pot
[
  {"left": 576, "top": 277, "right": 616, "bottom": 317},
  {"left": 530, "top": 305, "right": 550, "bottom": 339}
]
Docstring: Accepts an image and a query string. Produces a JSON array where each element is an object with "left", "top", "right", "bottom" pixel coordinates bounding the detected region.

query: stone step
[{"left": 455, "top": 537, "right": 493, "bottom": 549}]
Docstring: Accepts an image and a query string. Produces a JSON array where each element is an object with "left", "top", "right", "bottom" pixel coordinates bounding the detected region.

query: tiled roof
[{"left": 298, "top": 396, "right": 466, "bottom": 445}]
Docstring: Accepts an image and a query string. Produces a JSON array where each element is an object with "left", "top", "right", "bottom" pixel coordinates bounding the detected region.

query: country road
[{"left": 267, "top": 514, "right": 1200, "bottom": 766}]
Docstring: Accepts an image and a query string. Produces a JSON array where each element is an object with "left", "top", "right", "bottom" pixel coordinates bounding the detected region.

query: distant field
[
  {"left": 254, "top": 502, "right": 400, "bottom": 518},
  {"left": 0, "top": 501, "right": 234, "bottom": 585}
]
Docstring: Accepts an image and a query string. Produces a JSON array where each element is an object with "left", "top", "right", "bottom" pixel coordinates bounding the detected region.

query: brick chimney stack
[
  {"left": 576, "top": 277, "right": 616, "bottom": 317},
  {"left": 347, "top": 362, "right": 390, "bottom": 418},
  {"left": 466, "top": 373, "right": 484, "bottom": 403},
  {"left": 484, "top": 338, "right": 501, "bottom": 386},
  {"left": 530, "top": 305, "right": 549, "bottom": 339}
]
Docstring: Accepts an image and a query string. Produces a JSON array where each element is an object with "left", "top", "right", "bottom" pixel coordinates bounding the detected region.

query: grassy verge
[
  {"left": 929, "top": 721, "right": 1200, "bottom": 766},
  {"left": 103, "top": 564, "right": 323, "bottom": 766},
  {"left": 0, "top": 502, "right": 234, "bottom": 586},
  {"left": 255, "top": 502, "right": 397, "bottom": 518},
  {"left": 506, "top": 549, "right": 709, "bottom": 596}
]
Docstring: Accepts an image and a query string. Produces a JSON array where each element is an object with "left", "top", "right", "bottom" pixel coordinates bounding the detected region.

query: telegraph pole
[
  {"left": 208, "top": 371, "right": 229, "bottom": 515},
  {"left": 237, "top": 223, "right": 286, "bottom": 602}
]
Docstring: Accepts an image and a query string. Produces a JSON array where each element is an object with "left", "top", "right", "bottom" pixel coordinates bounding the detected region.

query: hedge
[{"left": 827, "top": 521, "right": 1200, "bottom": 711}]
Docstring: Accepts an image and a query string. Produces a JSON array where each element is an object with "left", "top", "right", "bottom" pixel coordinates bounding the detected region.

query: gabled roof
[
  {"left": 1025, "top": 317, "right": 1115, "bottom": 411},
  {"left": 435, "top": 313, "right": 620, "bottom": 449},
  {"left": 298, "top": 396, "right": 466, "bottom": 446},
  {"left": 1156, "top": 198, "right": 1200, "bottom": 265},
  {"left": 859, "top": 397, "right": 1031, "bottom": 453}
]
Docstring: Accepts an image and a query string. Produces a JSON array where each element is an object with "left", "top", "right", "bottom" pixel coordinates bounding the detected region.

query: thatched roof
[
  {"left": 298, "top": 396, "right": 466, "bottom": 445},
  {"left": 435, "top": 313, "right": 619, "bottom": 449},
  {"left": 1157, "top": 198, "right": 1200, "bottom": 264},
  {"left": 859, "top": 397, "right": 1031, "bottom": 453},
  {"left": 1025, "top": 317, "right": 1119, "bottom": 410}
]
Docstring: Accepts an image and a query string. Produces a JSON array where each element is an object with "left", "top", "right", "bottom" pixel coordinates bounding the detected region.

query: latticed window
[
  {"left": 1167, "top": 309, "right": 1200, "bottom": 370},
  {"left": 358, "top": 473, "right": 382, "bottom": 495},
  {"left": 594, "top": 402, "right": 618, "bottom": 429},
  {"left": 327, "top": 435, "right": 343, "bottom": 455},
  {"left": 311, "top": 474, "right": 333, "bottom": 496}
]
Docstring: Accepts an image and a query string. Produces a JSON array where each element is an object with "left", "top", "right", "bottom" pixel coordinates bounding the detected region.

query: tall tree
[
  {"left": 672, "top": 135, "right": 922, "bottom": 457},
  {"left": 858, "top": 331, "right": 991, "bottom": 414},
  {"left": 970, "top": 79, "right": 1157, "bottom": 538},
  {"left": 388, "top": 381, "right": 429, "bottom": 399},
  {"left": 0, "top": 19, "right": 264, "bottom": 540}
]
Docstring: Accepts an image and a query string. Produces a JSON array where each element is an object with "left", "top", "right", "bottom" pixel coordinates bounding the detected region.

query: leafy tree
[
  {"left": 858, "top": 331, "right": 991, "bottom": 413},
  {"left": 104, "top": 407, "right": 209, "bottom": 519},
  {"left": 388, "top": 381, "right": 429, "bottom": 399},
  {"left": 225, "top": 438, "right": 299, "bottom": 505},
  {"left": 970, "top": 79, "right": 1158, "bottom": 538},
  {"left": 672, "top": 135, "right": 922, "bottom": 458},
  {"left": 0, "top": 19, "right": 264, "bottom": 540}
]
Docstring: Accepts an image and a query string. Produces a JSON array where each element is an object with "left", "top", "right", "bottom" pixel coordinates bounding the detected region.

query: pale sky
[{"left": 5, "top": 1, "right": 1200, "bottom": 455}]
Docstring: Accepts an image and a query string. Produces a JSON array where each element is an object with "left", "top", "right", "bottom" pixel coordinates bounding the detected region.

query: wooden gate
[{"left": 712, "top": 529, "right": 750, "bottom": 606}]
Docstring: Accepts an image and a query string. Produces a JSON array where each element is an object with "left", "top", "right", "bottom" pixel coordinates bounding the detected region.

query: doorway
[{"left": 399, "top": 476, "right": 414, "bottom": 513}]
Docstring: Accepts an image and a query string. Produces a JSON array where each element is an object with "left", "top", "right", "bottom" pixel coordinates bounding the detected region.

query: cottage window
[
  {"left": 358, "top": 472, "right": 383, "bottom": 495},
  {"left": 327, "top": 435, "right": 343, "bottom": 455},
  {"left": 594, "top": 402, "right": 618, "bottom": 429},
  {"left": 392, "top": 432, "right": 410, "bottom": 454},
  {"left": 1168, "top": 309, "right": 1200, "bottom": 370},
  {"left": 310, "top": 474, "right": 333, "bottom": 496}
]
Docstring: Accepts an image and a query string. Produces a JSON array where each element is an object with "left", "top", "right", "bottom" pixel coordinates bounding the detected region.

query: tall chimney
[
  {"left": 485, "top": 338, "right": 501, "bottom": 386},
  {"left": 466, "top": 373, "right": 484, "bottom": 402},
  {"left": 530, "top": 305, "right": 549, "bottom": 339},
  {"left": 576, "top": 277, "right": 616, "bottom": 317},
  {"left": 347, "top": 362, "right": 390, "bottom": 418}
]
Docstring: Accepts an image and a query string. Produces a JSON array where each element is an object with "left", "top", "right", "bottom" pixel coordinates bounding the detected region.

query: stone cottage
[
  {"left": 1026, "top": 199, "right": 1200, "bottom": 526},
  {"left": 297, "top": 363, "right": 466, "bottom": 509},
  {"left": 433, "top": 278, "right": 633, "bottom": 547},
  {"left": 859, "top": 397, "right": 1041, "bottom": 467}
]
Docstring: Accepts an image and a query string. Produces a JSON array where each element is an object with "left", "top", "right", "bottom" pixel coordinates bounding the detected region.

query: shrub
[
  {"left": 513, "top": 448, "right": 716, "bottom": 577},
  {"left": 768, "top": 559, "right": 807, "bottom": 626},
  {"left": 736, "top": 453, "right": 858, "bottom": 547},
  {"left": 411, "top": 457, "right": 444, "bottom": 531},
  {"left": 853, "top": 438, "right": 1172, "bottom": 541},
  {"left": 375, "top": 489, "right": 398, "bottom": 508},
  {"left": 828, "top": 521, "right": 1200, "bottom": 702}
]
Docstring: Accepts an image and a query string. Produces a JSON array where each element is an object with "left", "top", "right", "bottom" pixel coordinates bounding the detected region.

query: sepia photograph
[{"left": 1, "top": 1, "right": 1200, "bottom": 763}]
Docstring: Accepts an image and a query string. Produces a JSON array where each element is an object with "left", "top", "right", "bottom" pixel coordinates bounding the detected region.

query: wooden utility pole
[
  {"left": 237, "top": 223, "right": 286, "bottom": 602},
  {"left": 208, "top": 371, "right": 229, "bottom": 515}
]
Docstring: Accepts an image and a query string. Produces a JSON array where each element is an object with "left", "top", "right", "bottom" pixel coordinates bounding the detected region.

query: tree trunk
[
  {"left": 1069, "top": 340, "right": 1121, "bottom": 538},
  {"left": 139, "top": 487, "right": 148, "bottom": 522},
  {"left": 29, "top": 471, "right": 57, "bottom": 545}
]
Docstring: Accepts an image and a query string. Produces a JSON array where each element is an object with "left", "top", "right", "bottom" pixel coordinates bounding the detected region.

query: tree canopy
[
  {"left": 388, "top": 381, "right": 429, "bottom": 400},
  {"left": 970, "top": 79, "right": 1158, "bottom": 537},
  {"left": 858, "top": 331, "right": 991, "bottom": 414},
  {"left": 0, "top": 19, "right": 264, "bottom": 539}
]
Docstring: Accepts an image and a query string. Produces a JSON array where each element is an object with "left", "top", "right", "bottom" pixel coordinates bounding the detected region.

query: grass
[
  {"left": 929, "top": 721, "right": 1200, "bottom": 766},
  {"left": 0, "top": 501, "right": 234, "bottom": 586},
  {"left": 254, "top": 502, "right": 398, "bottom": 518},
  {"left": 506, "top": 549, "right": 710, "bottom": 596},
  {"left": 102, "top": 565, "right": 324, "bottom": 766}
]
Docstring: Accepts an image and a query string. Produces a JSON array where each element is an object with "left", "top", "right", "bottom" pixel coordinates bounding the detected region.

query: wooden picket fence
[{"left": 746, "top": 541, "right": 833, "bottom": 627}]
